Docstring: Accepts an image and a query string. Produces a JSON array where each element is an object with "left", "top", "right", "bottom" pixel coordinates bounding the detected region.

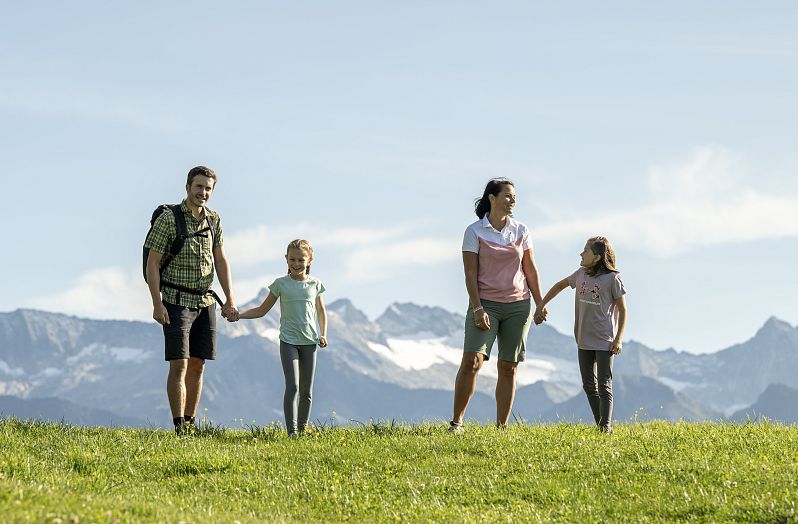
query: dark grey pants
[
  {"left": 280, "top": 341, "right": 317, "bottom": 434},
  {"left": 578, "top": 349, "right": 614, "bottom": 429}
]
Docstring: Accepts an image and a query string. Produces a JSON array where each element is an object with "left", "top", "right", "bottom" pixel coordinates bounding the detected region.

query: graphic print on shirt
[{"left": 578, "top": 279, "right": 601, "bottom": 306}]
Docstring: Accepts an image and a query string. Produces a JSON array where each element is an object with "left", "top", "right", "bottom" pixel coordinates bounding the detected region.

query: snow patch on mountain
[
  {"left": 367, "top": 338, "right": 462, "bottom": 371},
  {"left": 66, "top": 344, "right": 153, "bottom": 365},
  {"left": 658, "top": 376, "right": 693, "bottom": 392},
  {"left": 365, "top": 335, "right": 582, "bottom": 388}
]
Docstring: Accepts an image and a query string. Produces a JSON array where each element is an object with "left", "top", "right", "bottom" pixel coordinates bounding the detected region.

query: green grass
[{"left": 1, "top": 418, "right": 797, "bottom": 523}]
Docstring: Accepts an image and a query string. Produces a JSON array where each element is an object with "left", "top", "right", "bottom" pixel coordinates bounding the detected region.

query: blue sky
[{"left": 2, "top": 2, "right": 796, "bottom": 354}]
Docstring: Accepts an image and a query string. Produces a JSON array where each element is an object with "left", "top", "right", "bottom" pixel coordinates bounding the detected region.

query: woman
[{"left": 450, "top": 178, "right": 546, "bottom": 432}]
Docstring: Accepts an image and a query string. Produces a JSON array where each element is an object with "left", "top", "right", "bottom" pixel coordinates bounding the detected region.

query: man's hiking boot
[{"left": 448, "top": 421, "right": 464, "bottom": 434}]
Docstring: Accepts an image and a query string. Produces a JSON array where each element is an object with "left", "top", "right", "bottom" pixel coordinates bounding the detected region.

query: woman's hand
[
  {"left": 474, "top": 310, "right": 490, "bottom": 331},
  {"left": 533, "top": 305, "right": 548, "bottom": 325},
  {"left": 610, "top": 340, "right": 622, "bottom": 355},
  {"left": 319, "top": 336, "right": 328, "bottom": 348}
]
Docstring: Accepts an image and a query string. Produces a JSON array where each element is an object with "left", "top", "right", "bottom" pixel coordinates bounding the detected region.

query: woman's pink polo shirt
[{"left": 462, "top": 215, "right": 532, "bottom": 303}]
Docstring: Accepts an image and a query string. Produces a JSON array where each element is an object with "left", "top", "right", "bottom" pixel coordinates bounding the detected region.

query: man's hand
[
  {"left": 153, "top": 303, "right": 170, "bottom": 325},
  {"left": 610, "top": 340, "right": 622, "bottom": 355},
  {"left": 319, "top": 336, "right": 328, "bottom": 348},
  {"left": 222, "top": 302, "right": 238, "bottom": 320},
  {"left": 226, "top": 309, "right": 240, "bottom": 322}
]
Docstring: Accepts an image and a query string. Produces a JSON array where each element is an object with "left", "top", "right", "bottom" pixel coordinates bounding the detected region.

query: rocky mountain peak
[
  {"left": 327, "top": 299, "right": 370, "bottom": 324},
  {"left": 757, "top": 316, "right": 794, "bottom": 335},
  {"left": 376, "top": 302, "right": 463, "bottom": 338}
]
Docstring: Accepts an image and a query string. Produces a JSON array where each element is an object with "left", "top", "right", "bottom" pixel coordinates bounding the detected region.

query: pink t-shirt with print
[
  {"left": 567, "top": 267, "right": 626, "bottom": 351},
  {"left": 462, "top": 215, "right": 532, "bottom": 303}
]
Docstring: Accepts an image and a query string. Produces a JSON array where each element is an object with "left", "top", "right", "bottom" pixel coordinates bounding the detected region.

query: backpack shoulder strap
[
  {"left": 206, "top": 213, "right": 218, "bottom": 246},
  {"left": 157, "top": 205, "right": 189, "bottom": 277},
  {"left": 167, "top": 205, "right": 188, "bottom": 258}
]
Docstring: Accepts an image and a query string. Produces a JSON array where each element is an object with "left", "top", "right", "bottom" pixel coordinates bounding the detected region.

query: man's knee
[
  {"left": 169, "top": 359, "right": 188, "bottom": 376},
  {"left": 186, "top": 358, "right": 205, "bottom": 377}
]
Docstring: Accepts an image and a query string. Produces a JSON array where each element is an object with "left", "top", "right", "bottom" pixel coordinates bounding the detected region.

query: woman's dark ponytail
[{"left": 474, "top": 178, "right": 514, "bottom": 218}]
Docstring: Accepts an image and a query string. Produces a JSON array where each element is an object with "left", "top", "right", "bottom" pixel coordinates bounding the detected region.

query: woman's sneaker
[{"left": 448, "top": 421, "right": 464, "bottom": 434}]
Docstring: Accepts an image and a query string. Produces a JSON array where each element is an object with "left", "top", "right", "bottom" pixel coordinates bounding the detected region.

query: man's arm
[
  {"left": 213, "top": 244, "right": 236, "bottom": 317},
  {"left": 146, "top": 250, "right": 169, "bottom": 325}
]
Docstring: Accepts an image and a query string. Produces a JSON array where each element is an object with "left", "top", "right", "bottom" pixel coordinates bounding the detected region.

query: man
[{"left": 145, "top": 166, "right": 237, "bottom": 434}]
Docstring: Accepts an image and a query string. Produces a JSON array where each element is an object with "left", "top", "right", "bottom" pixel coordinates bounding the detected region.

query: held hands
[
  {"left": 222, "top": 302, "right": 240, "bottom": 322},
  {"left": 319, "top": 335, "right": 328, "bottom": 348},
  {"left": 533, "top": 304, "right": 548, "bottom": 325}
]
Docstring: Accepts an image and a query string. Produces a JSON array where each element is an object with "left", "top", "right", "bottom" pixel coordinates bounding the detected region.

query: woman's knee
[
  {"left": 460, "top": 353, "right": 484, "bottom": 374},
  {"left": 497, "top": 360, "right": 518, "bottom": 378}
]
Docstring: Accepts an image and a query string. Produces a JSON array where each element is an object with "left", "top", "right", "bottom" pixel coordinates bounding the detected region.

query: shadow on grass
[{"left": 162, "top": 459, "right": 234, "bottom": 477}]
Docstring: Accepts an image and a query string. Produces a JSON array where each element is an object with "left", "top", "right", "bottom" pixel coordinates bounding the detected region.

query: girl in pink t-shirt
[{"left": 535, "top": 236, "right": 628, "bottom": 433}]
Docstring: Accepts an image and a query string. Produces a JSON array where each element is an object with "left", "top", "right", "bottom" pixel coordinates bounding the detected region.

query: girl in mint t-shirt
[
  {"left": 235, "top": 239, "right": 328, "bottom": 437},
  {"left": 534, "top": 236, "right": 627, "bottom": 433}
]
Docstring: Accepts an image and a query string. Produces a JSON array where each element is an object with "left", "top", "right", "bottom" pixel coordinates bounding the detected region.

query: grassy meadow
[{"left": 0, "top": 417, "right": 796, "bottom": 523}]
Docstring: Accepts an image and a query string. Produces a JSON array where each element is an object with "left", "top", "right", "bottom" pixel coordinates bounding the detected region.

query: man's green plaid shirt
[{"left": 145, "top": 201, "right": 224, "bottom": 308}]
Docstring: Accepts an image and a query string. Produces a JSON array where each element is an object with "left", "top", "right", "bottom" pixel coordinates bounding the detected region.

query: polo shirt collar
[{"left": 481, "top": 213, "right": 514, "bottom": 233}]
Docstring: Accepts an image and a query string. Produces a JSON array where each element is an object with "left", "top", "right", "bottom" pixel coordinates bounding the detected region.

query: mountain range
[{"left": 1, "top": 294, "right": 796, "bottom": 427}]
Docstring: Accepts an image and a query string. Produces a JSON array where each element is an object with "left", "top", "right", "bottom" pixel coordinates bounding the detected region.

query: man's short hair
[{"left": 187, "top": 166, "right": 217, "bottom": 186}]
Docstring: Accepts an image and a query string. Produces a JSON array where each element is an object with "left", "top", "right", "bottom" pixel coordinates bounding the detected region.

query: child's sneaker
[{"left": 448, "top": 421, "right": 464, "bottom": 434}]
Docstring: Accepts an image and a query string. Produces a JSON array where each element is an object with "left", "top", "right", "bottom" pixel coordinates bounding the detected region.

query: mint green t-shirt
[{"left": 268, "top": 275, "right": 326, "bottom": 346}]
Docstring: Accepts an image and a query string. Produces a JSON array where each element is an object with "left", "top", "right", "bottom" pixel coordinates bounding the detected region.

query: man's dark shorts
[{"left": 163, "top": 301, "right": 217, "bottom": 361}]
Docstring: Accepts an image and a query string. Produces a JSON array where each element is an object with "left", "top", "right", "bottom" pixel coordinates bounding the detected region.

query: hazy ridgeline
[
  {"left": 2, "top": 305, "right": 798, "bottom": 428},
  {"left": 1, "top": 418, "right": 796, "bottom": 523}
]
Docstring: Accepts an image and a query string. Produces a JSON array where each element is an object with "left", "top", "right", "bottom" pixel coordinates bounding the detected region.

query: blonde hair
[
  {"left": 586, "top": 236, "right": 618, "bottom": 276},
  {"left": 286, "top": 239, "right": 314, "bottom": 275}
]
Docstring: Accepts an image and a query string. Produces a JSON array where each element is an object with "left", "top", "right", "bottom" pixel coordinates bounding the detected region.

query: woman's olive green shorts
[{"left": 464, "top": 299, "right": 532, "bottom": 362}]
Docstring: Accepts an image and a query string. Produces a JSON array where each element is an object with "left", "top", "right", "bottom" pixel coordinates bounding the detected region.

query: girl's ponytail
[{"left": 474, "top": 178, "right": 514, "bottom": 218}]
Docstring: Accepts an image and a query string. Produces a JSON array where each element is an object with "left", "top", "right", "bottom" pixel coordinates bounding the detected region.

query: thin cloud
[
  {"left": 27, "top": 266, "right": 153, "bottom": 322},
  {"left": 342, "top": 237, "right": 460, "bottom": 282},
  {"left": 29, "top": 224, "right": 460, "bottom": 321},
  {"left": 224, "top": 223, "right": 413, "bottom": 269},
  {"left": 0, "top": 90, "right": 185, "bottom": 133},
  {"left": 534, "top": 146, "right": 798, "bottom": 257}
]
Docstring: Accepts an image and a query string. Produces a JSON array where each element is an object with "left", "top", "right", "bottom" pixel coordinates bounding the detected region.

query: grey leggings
[
  {"left": 280, "top": 341, "right": 317, "bottom": 434},
  {"left": 578, "top": 349, "right": 614, "bottom": 429}
]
